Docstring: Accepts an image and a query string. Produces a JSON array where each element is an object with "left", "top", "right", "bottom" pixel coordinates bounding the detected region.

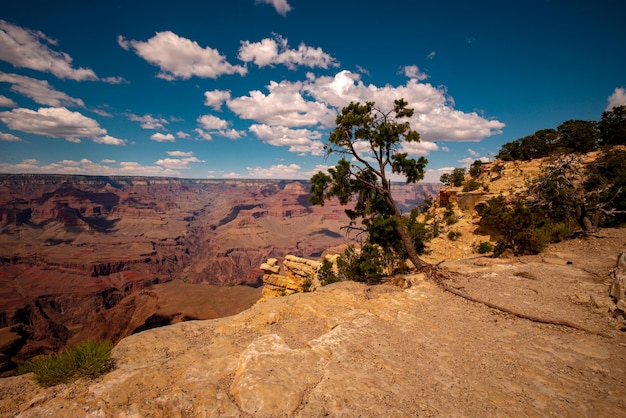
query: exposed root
[{"left": 424, "top": 265, "right": 612, "bottom": 338}]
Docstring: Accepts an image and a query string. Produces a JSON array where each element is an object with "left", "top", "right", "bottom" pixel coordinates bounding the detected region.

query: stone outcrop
[{"left": 259, "top": 255, "right": 322, "bottom": 302}]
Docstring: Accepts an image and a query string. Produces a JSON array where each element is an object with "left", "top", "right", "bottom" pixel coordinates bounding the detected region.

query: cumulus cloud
[
  {"left": 302, "top": 70, "right": 505, "bottom": 142},
  {"left": 249, "top": 124, "right": 324, "bottom": 155},
  {"left": 155, "top": 156, "right": 204, "bottom": 170},
  {"left": 467, "top": 148, "right": 480, "bottom": 157},
  {"left": 238, "top": 34, "right": 338, "bottom": 70},
  {"left": 246, "top": 163, "right": 302, "bottom": 179},
  {"left": 0, "top": 107, "right": 124, "bottom": 144},
  {"left": 93, "top": 135, "right": 127, "bottom": 146},
  {"left": 204, "top": 90, "right": 231, "bottom": 110},
  {"left": 229, "top": 70, "right": 504, "bottom": 157},
  {"left": 0, "top": 95, "right": 17, "bottom": 107},
  {"left": 119, "top": 32, "right": 247, "bottom": 80},
  {"left": 256, "top": 0, "right": 292, "bottom": 16},
  {"left": 0, "top": 20, "right": 121, "bottom": 82},
  {"left": 127, "top": 113, "right": 168, "bottom": 130},
  {"left": 427, "top": 51, "right": 436, "bottom": 60},
  {"left": 0, "top": 131, "right": 22, "bottom": 141},
  {"left": 606, "top": 87, "right": 626, "bottom": 111},
  {"left": 228, "top": 79, "right": 335, "bottom": 128},
  {"left": 167, "top": 150, "right": 194, "bottom": 157},
  {"left": 401, "top": 65, "right": 428, "bottom": 81},
  {"left": 150, "top": 132, "right": 176, "bottom": 142},
  {"left": 0, "top": 158, "right": 177, "bottom": 176},
  {"left": 0, "top": 72, "right": 85, "bottom": 107},
  {"left": 176, "top": 131, "right": 190, "bottom": 139},
  {"left": 197, "top": 114, "right": 242, "bottom": 140}
]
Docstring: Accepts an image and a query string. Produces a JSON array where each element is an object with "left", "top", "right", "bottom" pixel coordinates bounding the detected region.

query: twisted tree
[{"left": 309, "top": 99, "right": 428, "bottom": 270}]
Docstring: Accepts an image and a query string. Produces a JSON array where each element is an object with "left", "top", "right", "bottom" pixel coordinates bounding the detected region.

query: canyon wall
[{"left": 0, "top": 174, "right": 439, "bottom": 370}]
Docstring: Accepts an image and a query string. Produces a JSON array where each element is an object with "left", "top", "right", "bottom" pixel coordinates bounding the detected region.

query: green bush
[
  {"left": 18, "top": 340, "right": 114, "bottom": 387},
  {"left": 336, "top": 244, "right": 384, "bottom": 284},
  {"left": 476, "top": 241, "right": 494, "bottom": 254},
  {"left": 447, "top": 231, "right": 462, "bottom": 241},
  {"left": 318, "top": 258, "right": 340, "bottom": 286},
  {"left": 462, "top": 179, "right": 482, "bottom": 192}
]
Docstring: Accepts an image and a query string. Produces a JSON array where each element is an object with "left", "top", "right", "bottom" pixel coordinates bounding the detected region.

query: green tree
[
  {"left": 309, "top": 99, "right": 428, "bottom": 270},
  {"left": 599, "top": 105, "right": 626, "bottom": 146},
  {"left": 556, "top": 120, "right": 599, "bottom": 153},
  {"left": 469, "top": 160, "right": 483, "bottom": 178},
  {"left": 440, "top": 167, "right": 466, "bottom": 187}
]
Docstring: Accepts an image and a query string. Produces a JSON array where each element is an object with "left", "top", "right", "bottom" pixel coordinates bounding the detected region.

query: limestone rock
[{"left": 258, "top": 255, "right": 322, "bottom": 302}]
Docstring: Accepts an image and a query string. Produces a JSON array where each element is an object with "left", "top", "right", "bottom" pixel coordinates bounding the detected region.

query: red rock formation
[{"left": 0, "top": 174, "right": 439, "bottom": 370}]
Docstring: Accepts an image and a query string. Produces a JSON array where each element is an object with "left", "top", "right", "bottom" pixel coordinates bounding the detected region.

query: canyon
[{"left": 0, "top": 174, "right": 438, "bottom": 371}]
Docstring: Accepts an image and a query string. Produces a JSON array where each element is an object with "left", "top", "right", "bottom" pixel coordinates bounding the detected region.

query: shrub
[
  {"left": 447, "top": 231, "right": 462, "bottom": 241},
  {"left": 18, "top": 340, "right": 114, "bottom": 387},
  {"left": 336, "top": 244, "right": 384, "bottom": 284},
  {"left": 440, "top": 168, "right": 466, "bottom": 187},
  {"left": 462, "top": 179, "right": 482, "bottom": 192},
  {"left": 443, "top": 203, "right": 458, "bottom": 225},
  {"left": 476, "top": 241, "right": 494, "bottom": 254},
  {"left": 318, "top": 258, "right": 340, "bottom": 286}
]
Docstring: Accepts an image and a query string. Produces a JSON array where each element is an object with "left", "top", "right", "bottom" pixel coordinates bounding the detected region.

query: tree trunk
[{"left": 395, "top": 216, "right": 427, "bottom": 270}]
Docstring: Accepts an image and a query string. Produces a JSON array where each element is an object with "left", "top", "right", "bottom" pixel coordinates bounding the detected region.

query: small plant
[
  {"left": 18, "top": 340, "right": 114, "bottom": 387},
  {"left": 475, "top": 241, "right": 494, "bottom": 254},
  {"left": 318, "top": 258, "right": 340, "bottom": 286},
  {"left": 462, "top": 179, "right": 481, "bottom": 192},
  {"left": 443, "top": 203, "right": 458, "bottom": 225},
  {"left": 302, "top": 277, "right": 313, "bottom": 292},
  {"left": 447, "top": 231, "right": 462, "bottom": 241},
  {"left": 336, "top": 244, "right": 384, "bottom": 284}
]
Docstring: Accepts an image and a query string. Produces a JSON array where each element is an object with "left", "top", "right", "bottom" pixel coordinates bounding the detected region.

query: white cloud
[
  {"left": 228, "top": 79, "right": 336, "bottom": 127},
  {"left": 167, "top": 150, "right": 194, "bottom": 157},
  {"left": 93, "top": 135, "right": 127, "bottom": 146},
  {"left": 127, "top": 113, "right": 168, "bottom": 130},
  {"left": 0, "top": 95, "right": 17, "bottom": 107},
  {"left": 197, "top": 114, "right": 229, "bottom": 130},
  {"left": 256, "top": 0, "right": 292, "bottom": 16},
  {"left": 155, "top": 156, "right": 204, "bottom": 170},
  {"left": 427, "top": 51, "right": 436, "bottom": 60},
  {"left": 467, "top": 148, "right": 480, "bottom": 157},
  {"left": 194, "top": 128, "right": 213, "bottom": 141},
  {"left": 401, "top": 140, "right": 439, "bottom": 156},
  {"left": 176, "top": 131, "right": 190, "bottom": 139},
  {"left": 0, "top": 131, "right": 22, "bottom": 141},
  {"left": 0, "top": 72, "right": 85, "bottom": 107},
  {"left": 0, "top": 20, "right": 120, "bottom": 82},
  {"left": 606, "top": 87, "right": 626, "bottom": 111},
  {"left": 150, "top": 132, "right": 176, "bottom": 142},
  {"left": 303, "top": 70, "right": 505, "bottom": 142},
  {"left": 401, "top": 65, "right": 428, "bottom": 81},
  {"left": 0, "top": 158, "right": 180, "bottom": 177},
  {"left": 196, "top": 114, "right": 242, "bottom": 139},
  {"left": 92, "top": 108, "right": 112, "bottom": 117},
  {"left": 0, "top": 107, "right": 108, "bottom": 143},
  {"left": 246, "top": 163, "right": 302, "bottom": 179},
  {"left": 119, "top": 32, "right": 247, "bottom": 80},
  {"left": 204, "top": 90, "right": 231, "bottom": 110},
  {"left": 249, "top": 124, "right": 324, "bottom": 155},
  {"left": 238, "top": 34, "right": 338, "bottom": 70}
]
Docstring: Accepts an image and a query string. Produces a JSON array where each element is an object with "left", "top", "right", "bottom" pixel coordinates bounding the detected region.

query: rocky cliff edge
[{"left": 2, "top": 229, "right": 626, "bottom": 417}]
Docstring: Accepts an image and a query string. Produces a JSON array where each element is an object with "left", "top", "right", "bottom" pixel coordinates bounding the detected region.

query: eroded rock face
[
  {"left": 259, "top": 255, "right": 322, "bottom": 302},
  {"left": 0, "top": 174, "right": 439, "bottom": 369}
]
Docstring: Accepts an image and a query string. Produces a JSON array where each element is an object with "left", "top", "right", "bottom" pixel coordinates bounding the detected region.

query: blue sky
[{"left": 0, "top": 0, "right": 624, "bottom": 182}]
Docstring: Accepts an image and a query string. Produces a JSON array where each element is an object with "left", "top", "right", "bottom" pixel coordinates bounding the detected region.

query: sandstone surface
[{"left": 2, "top": 230, "right": 625, "bottom": 416}]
